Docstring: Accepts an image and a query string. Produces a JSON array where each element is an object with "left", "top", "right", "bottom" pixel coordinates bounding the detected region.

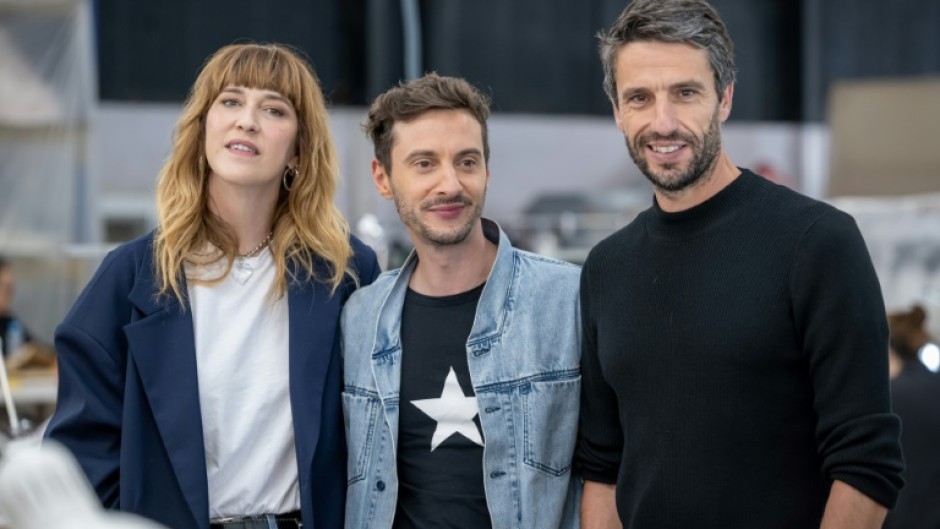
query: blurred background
[{"left": 1, "top": 0, "right": 940, "bottom": 429}]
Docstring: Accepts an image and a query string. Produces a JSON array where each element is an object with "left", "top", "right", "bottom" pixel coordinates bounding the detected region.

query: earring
[{"left": 282, "top": 166, "right": 298, "bottom": 192}]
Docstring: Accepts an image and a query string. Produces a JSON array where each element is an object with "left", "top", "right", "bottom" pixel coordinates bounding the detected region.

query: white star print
[{"left": 411, "top": 367, "right": 484, "bottom": 451}]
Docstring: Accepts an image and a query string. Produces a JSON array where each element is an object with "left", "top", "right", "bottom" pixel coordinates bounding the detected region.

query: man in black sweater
[{"left": 577, "top": 1, "right": 904, "bottom": 528}]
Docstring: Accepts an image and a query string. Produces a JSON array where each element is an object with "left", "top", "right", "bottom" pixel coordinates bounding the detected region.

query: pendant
[{"left": 232, "top": 257, "right": 253, "bottom": 284}]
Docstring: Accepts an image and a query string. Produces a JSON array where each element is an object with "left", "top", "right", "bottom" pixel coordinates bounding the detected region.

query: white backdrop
[{"left": 0, "top": 0, "right": 94, "bottom": 340}]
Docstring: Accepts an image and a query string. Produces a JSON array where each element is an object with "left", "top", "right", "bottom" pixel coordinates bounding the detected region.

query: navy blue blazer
[{"left": 45, "top": 231, "right": 379, "bottom": 529}]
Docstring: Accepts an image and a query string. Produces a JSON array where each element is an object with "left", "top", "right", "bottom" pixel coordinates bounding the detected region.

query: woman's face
[{"left": 204, "top": 85, "right": 299, "bottom": 192}]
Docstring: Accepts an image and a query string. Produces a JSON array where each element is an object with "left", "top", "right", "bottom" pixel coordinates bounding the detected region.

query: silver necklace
[{"left": 238, "top": 232, "right": 273, "bottom": 259}]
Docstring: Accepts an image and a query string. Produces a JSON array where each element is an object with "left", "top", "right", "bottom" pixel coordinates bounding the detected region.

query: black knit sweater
[{"left": 577, "top": 170, "right": 904, "bottom": 528}]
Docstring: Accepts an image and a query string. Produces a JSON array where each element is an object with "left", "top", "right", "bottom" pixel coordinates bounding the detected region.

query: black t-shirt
[{"left": 393, "top": 283, "right": 492, "bottom": 529}]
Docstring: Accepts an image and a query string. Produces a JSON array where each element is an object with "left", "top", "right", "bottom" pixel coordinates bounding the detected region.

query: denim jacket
[{"left": 341, "top": 219, "right": 582, "bottom": 529}]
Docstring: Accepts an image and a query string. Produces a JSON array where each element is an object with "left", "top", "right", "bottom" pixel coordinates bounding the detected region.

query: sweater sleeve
[
  {"left": 790, "top": 208, "right": 904, "bottom": 508},
  {"left": 575, "top": 255, "right": 623, "bottom": 484}
]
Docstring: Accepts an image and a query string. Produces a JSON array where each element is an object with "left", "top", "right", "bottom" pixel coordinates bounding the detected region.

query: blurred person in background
[
  {"left": 0, "top": 256, "right": 55, "bottom": 442},
  {"left": 342, "top": 73, "right": 581, "bottom": 529},
  {"left": 577, "top": 0, "right": 904, "bottom": 528},
  {"left": 0, "top": 256, "right": 35, "bottom": 358},
  {"left": 44, "top": 43, "right": 379, "bottom": 529},
  {"left": 885, "top": 305, "right": 940, "bottom": 529},
  {"left": 0, "top": 256, "right": 54, "bottom": 375}
]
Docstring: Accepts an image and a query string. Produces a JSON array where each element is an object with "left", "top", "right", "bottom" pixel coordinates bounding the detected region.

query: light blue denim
[{"left": 341, "top": 219, "right": 582, "bottom": 529}]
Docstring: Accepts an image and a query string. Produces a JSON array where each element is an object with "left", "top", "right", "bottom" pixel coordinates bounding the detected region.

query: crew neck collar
[{"left": 646, "top": 169, "right": 763, "bottom": 240}]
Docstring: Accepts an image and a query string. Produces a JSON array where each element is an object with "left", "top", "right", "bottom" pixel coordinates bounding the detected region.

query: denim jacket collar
[
  {"left": 342, "top": 217, "right": 582, "bottom": 529},
  {"left": 371, "top": 218, "right": 512, "bottom": 360}
]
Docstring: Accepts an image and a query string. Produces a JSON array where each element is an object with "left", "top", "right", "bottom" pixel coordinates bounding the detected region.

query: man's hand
[
  {"left": 581, "top": 480, "right": 622, "bottom": 529},
  {"left": 819, "top": 480, "right": 888, "bottom": 529}
]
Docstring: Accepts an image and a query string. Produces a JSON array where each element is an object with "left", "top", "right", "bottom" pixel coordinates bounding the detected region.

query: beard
[
  {"left": 627, "top": 108, "right": 723, "bottom": 193},
  {"left": 394, "top": 192, "right": 484, "bottom": 246}
]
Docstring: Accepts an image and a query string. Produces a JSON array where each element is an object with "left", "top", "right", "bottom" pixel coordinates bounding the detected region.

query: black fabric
[
  {"left": 393, "top": 283, "right": 491, "bottom": 529},
  {"left": 577, "top": 170, "right": 904, "bottom": 528},
  {"left": 885, "top": 360, "right": 940, "bottom": 529}
]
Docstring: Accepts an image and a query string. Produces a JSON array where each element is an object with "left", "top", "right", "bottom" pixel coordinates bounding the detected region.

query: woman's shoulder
[
  {"left": 63, "top": 231, "right": 157, "bottom": 324},
  {"left": 348, "top": 234, "right": 380, "bottom": 283},
  {"left": 93, "top": 231, "right": 156, "bottom": 280},
  {"left": 349, "top": 234, "right": 376, "bottom": 259},
  {"left": 109, "top": 231, "right": 157, "bottom": 260}
]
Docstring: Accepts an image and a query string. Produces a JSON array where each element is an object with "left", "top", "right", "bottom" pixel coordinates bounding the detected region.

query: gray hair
[{"left": 598, "top": 0, "right": 736, "bottom": 105}]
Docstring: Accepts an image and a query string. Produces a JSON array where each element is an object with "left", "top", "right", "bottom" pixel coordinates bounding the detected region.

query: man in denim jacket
[{"left": 341, "top": 73, "right": 581, "bottom": 529}]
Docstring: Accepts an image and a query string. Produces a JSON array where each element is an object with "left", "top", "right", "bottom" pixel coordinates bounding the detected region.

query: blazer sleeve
[{"left": 44, "top": 246, "right": 140, "bottom": 508}]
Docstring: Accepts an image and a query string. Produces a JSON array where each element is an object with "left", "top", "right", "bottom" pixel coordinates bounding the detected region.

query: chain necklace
[{"left": 238, "top": 232, "right": 273, "bottom": 259}]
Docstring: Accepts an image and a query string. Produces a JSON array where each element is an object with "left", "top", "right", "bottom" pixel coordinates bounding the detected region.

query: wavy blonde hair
[{"left": 154, "top": 43, "right": 355, "bottom": 304}]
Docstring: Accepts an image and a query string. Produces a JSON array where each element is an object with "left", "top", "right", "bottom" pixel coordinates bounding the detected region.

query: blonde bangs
[
  {"left": 203, "top": 45, "right": 309, "bottom": 117},
  {"left": 154, "top": 42, "right": 357, "bottom": 306}
]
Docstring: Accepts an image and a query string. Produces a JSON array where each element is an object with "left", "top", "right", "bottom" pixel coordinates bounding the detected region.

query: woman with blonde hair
[{"left": 45, "top": 43, "right": 379, "bottom": 529}]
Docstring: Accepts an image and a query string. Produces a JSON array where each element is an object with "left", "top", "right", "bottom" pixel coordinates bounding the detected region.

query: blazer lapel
[
  {"left": 124, "top": 267, "right": 208, "bottom": 527},
  {"left": 287, "top": 267, "right": 343, "bottom": 485}
]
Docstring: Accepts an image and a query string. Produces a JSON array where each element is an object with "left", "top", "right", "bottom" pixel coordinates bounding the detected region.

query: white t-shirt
[{"left": 187, "top": 249, "right": 299, "bottom": 518}]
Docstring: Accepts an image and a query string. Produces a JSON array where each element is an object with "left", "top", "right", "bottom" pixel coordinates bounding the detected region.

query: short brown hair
[
  {"left": 888, "top": 305, "right": 932, "bottom": 361},
  {"left": 364, "top": 73, "right": 491, "bottom": 171}
]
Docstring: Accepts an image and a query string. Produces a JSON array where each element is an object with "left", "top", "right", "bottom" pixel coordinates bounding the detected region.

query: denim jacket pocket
[
  {"left": 342, "top": 390, "right": 381, "bottom": 485},
  {"left": 522, "top": 376, "right": 581, "bottom": 476}
]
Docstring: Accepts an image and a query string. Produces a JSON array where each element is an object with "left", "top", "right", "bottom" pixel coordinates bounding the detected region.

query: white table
[{"left": 0, "top": 375, "right": 57, "bottom": 407}]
